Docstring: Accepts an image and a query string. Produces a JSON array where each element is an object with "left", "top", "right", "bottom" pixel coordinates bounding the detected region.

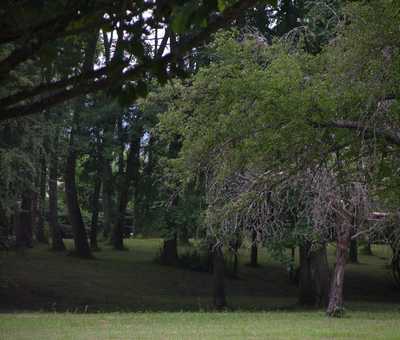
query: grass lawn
[{"left": 1, "top": 239, "right": 400, "bottom": 339}]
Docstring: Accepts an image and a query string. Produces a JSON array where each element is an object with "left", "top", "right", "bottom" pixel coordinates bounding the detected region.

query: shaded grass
[
  {"left": 1, "top": 239, "right": 400, "bottom": 339},
  {"left": 1, "top": 240, "right": 399, "bottom": 311},
  {"left": 1, "top": 239, "right": 300, "bottom": 312}
]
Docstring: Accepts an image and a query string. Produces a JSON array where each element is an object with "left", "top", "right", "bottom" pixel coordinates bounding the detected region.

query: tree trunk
[
  {"left": 298, "top": 243, "right": 315, "bottom": 306},
  {"left": 310, "top": 244, "right": 330, "bottom": 307},
  {"left": 213, "top": 245, "right": 227, "bottom": 309},
  {"left": 90, "top": 175, "right": 101, "bottom": 250},
  {"left": 35, "top": 157, "right": 48, "bottom": 243},
  {"left": 48, "top": 132, "right": 65, "bottom": 251},
  {"left": 112, "top": 134, "right": 141, "bottom": 250},
  {"left": 160, "top": 234, "right": 178, "bottom": 266},
  {"left": 349, "top": 238, "right": 358, "bottom": 263},
  {"left": 299, "top": 242, "right": 330, "bottom": 307},
  {"left": 102, "top": 162, "right": 114, "bottom": 239},
  {"left": 250, "top": 230, "right": 258, "bottom": 267},
  {"left": 327, "top": 222, "right": 351, "bottom": 317},
  {"left": 65, "top": 130, "right": 91, "bottom": 258},
  {"left": 207, "top": 242, "right": 214, "bottom": 273},
  {"left": 16, "top": 192, "right": 33, "bottom": 248},
  {"left": 230, "top": 234, "right": 240, "bottom": 278},
  {"left": 179, "top": 226, "right": 190, "bottom": 245},
  {"left": 63, "top": 31, "right": 97, "bottom": 258},
  {"left": 0, "top": 205, "right": 9, "bottom": 246}
]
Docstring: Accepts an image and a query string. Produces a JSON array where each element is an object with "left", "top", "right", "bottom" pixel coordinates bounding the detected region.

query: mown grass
[
  {"left": 2, "top": 309, "right": 400, "bottom": 340},
  {"left": 1, "top": 239, "right": 400, "bottom": 339}
]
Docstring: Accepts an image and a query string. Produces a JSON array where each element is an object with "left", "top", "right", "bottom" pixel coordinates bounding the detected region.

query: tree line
[{"left": 1, "top": 0, "right": 400, "bottom": 318}]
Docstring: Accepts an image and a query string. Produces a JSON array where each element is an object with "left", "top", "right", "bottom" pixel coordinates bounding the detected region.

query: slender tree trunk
[
  {"left": 327, "top": 221, "right": 351, "bottom": 317},
  {"left": 160, "top": 234, "right": 178, "bottom": 266},
  {"left": 12, "top": 204, "right": 20, "bottom": 244},
  {"left": 31, "top": 190, "right": 39, "bottom": 240},
  {"left": 112, "top": 134, "right": 141, "bottom": 250},
  {"left": 134, "top": 134, "right": 155, "bottom": 234},
  {"left": 179, "top": 227, "right": 190, "bottom": 246},
  {"left": 90, "top": 175, "right": 101, "bottom": 250},
  {"left": 110, "top": 120, "right": 128, "bottom": 249},
  {"left": 250, "top": 230, "right": 258, "bottom": 267},
  {"left": 48, "top": 131, "right": 65, "bottom": 251},
  {"left": 0, "top": 205, "right": 9, "bottom": 246},
  {"left": 349, "top": 238, "right": 358, "bottom": 263},
  {"left": 16, "top": 192, "right": 33, "bottom": 248},
  {"left": 230, "top": 234, "right": 240, "bottom": 278},
  {"left": 207, "top": 242, "right": 214, "bottom": 273},
  {"left": 213, "top": 245, "right": 227, "bottom": 309},
  {"left": 65, "top": 130, "right": 91, "bottom": 258},
  {"left": 89, "top": 128, "right": 103, "bottom": 250},
  {"left": 35, "top": 157, "right": 48, "bottom": 243},
  {"left": 63, "top": 31, "right": 97, "bottom": 257},
  {"left": 102, "top": 162, "right": 114, "bottom": 239},
  {"left": 111, "top": 201, "right": 126, "bottom": 250}
]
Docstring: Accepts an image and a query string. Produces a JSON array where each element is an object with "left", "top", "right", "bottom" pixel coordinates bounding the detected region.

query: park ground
[{"left": 1, "top": 239, "right": 400, "bottom": 339}]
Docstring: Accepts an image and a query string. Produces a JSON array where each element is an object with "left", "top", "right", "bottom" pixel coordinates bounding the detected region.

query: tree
[
  {"left": 48, "top": 125, "right": 65, "bottom": 251},
  {"left": 0, "top": 0, "right": 258, "bottom": 120},
  {"left": 111, "top": 107, "right": 143, "bottom": 250},
  {"left": 64, "top": 32, "right": 99, "bottom": 258}
]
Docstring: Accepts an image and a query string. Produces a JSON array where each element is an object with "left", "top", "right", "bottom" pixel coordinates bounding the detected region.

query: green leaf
[{"left": 217, "top": 0, "right": 227, "bottom": 12}]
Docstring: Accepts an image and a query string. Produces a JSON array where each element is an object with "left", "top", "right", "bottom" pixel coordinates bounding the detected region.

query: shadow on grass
[{"left": 1, "top": 240, "right": 399, "bottom": 315}]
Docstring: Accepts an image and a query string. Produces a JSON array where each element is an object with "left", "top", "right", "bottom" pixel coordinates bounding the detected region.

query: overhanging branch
[
  {"left": 311, "top": 119, "right": 400, "bottom": 146},
  {"left": 0, "top": 0, "right": 257, "bottom": 121}
]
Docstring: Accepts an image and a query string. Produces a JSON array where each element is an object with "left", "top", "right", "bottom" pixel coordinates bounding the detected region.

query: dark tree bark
[
  {"left": 229, "top": 233, "right": 241, "bottom": 278},
  {"left": 112, "top": 133, "right": 141, "bottom": 250},
  {"left": 179, "top": 226, "right": 190, "bottom": 246},
  {"left": 63, "top": 31, "right": 98, "bottom": 258},
  {"left": 213, "top": 245, "right": 227, "bottom": 309},
  {"left": 35, "top": 156, "right": 48, "bottom": 243},
  {"left": 0, "top": 205, "right": 9, "bottom": 244},
  {"left": 250, "top": 230, "right": 258, "bottom": 267},
  {"left": 207, "top": 242, "right": 214, "bottom": 273},
  {"left": 102, "top": 162, "right": 114, "bottom": 239},
  {"left": 327, "top": 220, "right": 352, "bottom": 317},
  {"left": 16, "top": 192, "right": 33, "bottom": 248},
  {"left": 48, "top": 131, "right": 65, "bottom": 251},
  {"left": 160, "top": 234, "right": 179, "bottom": 266},
  {"left": 299, "top": 242, "right": 330, "bottom": 307},
  {"left": 298, "top": 243, "right": 315, "bottom": 306},
  {"left": 349, "top": 238, "right": 358, "bottom": 263},
  {"left": 310, "top": 244, "right": 330, "bottom": 307},
  {"left": 65, "top": 129, "right": 91, "bottom": 258},
  {"left": 90, "top": 175, "right": 102, "bottom": 250}
]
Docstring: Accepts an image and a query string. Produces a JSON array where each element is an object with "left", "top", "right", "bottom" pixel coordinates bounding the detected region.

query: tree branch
[
  {"left": 0, "top": 0, "right": 258, "bottom": 121},
  {"left": 311, "top": 119, "right": 400, "bottom": 146}
]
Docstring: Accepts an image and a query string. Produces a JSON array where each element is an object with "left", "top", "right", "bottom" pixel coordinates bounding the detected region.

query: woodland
[{"left": 1, "top": 0, "right": 400, "bottom": 338}]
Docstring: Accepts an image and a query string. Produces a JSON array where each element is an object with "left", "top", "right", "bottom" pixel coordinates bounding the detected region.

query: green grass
[
  {"left": 1, "top": 310, "right": 400, "bottom": 340},
  {"left": 1, "top": 239, "right": 400, "bottom": 339}
]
